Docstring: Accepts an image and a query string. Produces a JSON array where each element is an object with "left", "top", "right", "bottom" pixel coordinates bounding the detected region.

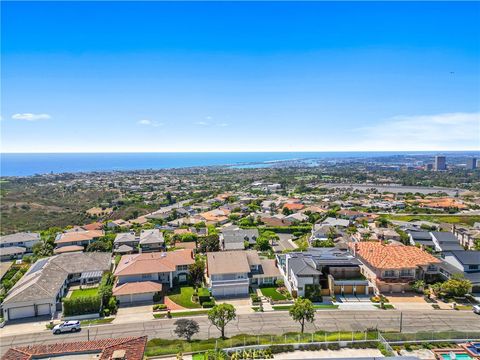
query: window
[
  {"left": 383, "top": 270, "right": 396, "bottom": 278},
  {"left": 470, "top": 265, "right": 479, "bottom": 270},
  {"left": 177, "top": 265, "right": 188, "bottom": 271},
  {"left": 400, "top": 269, "right": 414, "bottom": 277},
  {"left": 142, "top": 274, "right": 151, "bottom": 279}
]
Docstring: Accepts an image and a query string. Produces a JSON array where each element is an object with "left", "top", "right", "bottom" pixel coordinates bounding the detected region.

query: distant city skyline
[{"left": 1, "top": 1, "right": 479, "bottom": 153}]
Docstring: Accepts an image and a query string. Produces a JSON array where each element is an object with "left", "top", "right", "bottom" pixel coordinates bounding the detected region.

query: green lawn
[
  {"left": 70, "top": 288, "right": 99, "bottom": 299},
  {"left": 167, "top": 287, "right": 202, "bottom": 309},
  {"left": 273, "top": 304, "right": 339, "bottom": 311},
  {"left": 81, "top": 318, "right": 114, "bottom": 326},
  {"left": 154, "top": 310, "right": 209, "bottom": 319},
  {"left": 260, "top": 287, "right": 287, "bottom": 301},
  {"left": 145, "top": 331, "right": 379, "bottom": 357},
  {"left": 385, "top": 214, "right": 480, "bottom": 226},
  {"left": 374, "top": 304, "right": 395, "bottom": 310}
]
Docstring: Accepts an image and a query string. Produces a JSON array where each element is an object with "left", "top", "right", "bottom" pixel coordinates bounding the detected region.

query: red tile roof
[
  {"left": 114, "top": 249, "right": 194, "bottom": 276},
  {"left": 2, "top": 336, "right": 147, "bottom": 360},
  {"left": 113, "top": 281, "right": 163, "bottom": 296},
  {"left": 283, "top": 203, "right": 305, "bottom": 211},
  {"left": 351, "top": 242, "right": 441, "bottom": 270}
]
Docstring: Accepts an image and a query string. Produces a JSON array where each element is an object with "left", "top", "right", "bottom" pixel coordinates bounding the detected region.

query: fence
[{"left": 146, "top": 331, "right": 480, "bottom": 358}]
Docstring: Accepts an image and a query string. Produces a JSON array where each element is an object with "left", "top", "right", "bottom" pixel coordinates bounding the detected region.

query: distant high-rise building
[
  {"left": 425, "top": 163, "right": 433, "bottom": 171},
  {"left": 434, "top": 156, "right": 446, "bottom": 171},
  {"left": 466, "top": 157, "right": 477, "bottom": 170}
]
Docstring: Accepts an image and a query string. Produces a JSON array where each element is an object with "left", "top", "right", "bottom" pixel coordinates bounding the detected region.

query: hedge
[
  {"left": 63, "top": 295, "right": 101, "bottom": 316},
  {"left": 241, "top": 226, "right": 312, "bottom": 234},
  {"left": 202, "top": 300, "right": 215, "bottom": 308}
]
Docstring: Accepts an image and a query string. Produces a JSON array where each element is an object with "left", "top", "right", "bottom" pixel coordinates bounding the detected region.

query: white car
[
  {"left": 52, "top": 320, "right": 81, "bottom": 334},
  {"left": 473, "top": 305, "right": 480, "bottom": 315}
]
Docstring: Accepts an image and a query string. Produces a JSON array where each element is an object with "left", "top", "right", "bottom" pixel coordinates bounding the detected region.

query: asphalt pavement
[{"left": 1, "top": 310, "right": 479, "bottom": 355}]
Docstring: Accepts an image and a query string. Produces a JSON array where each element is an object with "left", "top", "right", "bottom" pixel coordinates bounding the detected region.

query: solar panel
[{"left": 29, "top": 258, "right": 49, "bottom": 274}]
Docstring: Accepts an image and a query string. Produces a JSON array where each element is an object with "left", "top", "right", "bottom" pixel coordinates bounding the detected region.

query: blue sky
[{"left": 2, "top": 1, "right": 479, "bottom": 152}]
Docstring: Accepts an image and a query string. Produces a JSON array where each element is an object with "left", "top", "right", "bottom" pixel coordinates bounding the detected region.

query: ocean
[{"left": 0, "top": 151, "right": 459, "bottom": 177}]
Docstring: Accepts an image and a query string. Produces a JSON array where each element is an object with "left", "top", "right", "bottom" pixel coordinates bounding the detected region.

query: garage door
[
  {"left": 213, "top": 285, "right": 248, "bottom": 297},
  {"left": 118, "top": 292, "right": 153, "bottom": 304},
  {"left": 36, "top": 304, "right": 51, "bottom": 316},
  {"left": 8, "top": 306, "right": 35, "bottom": 320}
]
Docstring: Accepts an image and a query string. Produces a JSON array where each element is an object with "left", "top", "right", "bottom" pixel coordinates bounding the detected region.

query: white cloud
[
  {"left": 194, "top": 121, "right": 209, "bottom": 126},
  {"left": 12, "top": 113, "right": 51, "bottom": 121},
  {"left": 137, "top": 119, "right": 163, "bottom": 127},
  {"left": 353, "top": 112, "right": 480, "bottom": 150},
  {"left": 217, "top": 123, "right": 229, "bottom": 127}
]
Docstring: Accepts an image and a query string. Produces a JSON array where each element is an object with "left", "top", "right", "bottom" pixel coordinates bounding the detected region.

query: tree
[
  {"left": 440, "top": 274, "right": 472, "bottom": 298},
  {"left": 282, "top": 207, "right": 293, "bottom": 216},
  {"left": 189, "top": 260, "right": 205, "bottom": 287},
  {"left": 174, "top": 319, "right": 200, "bottom": 342},
  {"left": 255, "top": 237, "right": 271, "bottom": 251},
  {"left": 208, "top": 304, "right": 236, "bottom": 339},
  {"left": 377, "top": 217, "right": 389, "bottom": 228},
  {"left": 86, "top": 241, "right": 109, "bottom": 252},
  {"left": 289, "top": 298, "right": 315, "bottom": 333},
  {"left": 198, "top": 235, "right": 220, "bottom": 253}
]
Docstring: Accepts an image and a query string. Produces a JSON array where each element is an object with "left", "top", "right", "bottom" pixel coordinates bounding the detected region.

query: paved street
[{"left": 1, "top": 310, "right": 479, "bottom": 355}]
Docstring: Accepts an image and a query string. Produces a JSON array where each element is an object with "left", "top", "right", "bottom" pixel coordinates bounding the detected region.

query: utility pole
[{"left": 399, "top": 312, "right": 403, "bottom": 332}]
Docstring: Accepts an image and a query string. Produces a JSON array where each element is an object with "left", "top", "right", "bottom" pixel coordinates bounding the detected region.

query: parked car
[
  {"left": 52, "top": 320, "right": 81, "bottom": 334},
  {"left": 473, "top": 305, "right": 480, "bottom": 315}
]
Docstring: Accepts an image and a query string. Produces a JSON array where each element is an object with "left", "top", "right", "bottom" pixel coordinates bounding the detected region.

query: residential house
[
  {"left": 439, "top": 250, "right": 480, "bottom": 292},
  {"left": 3, "top": 336, "right": 147, "bottom": 360},
  {"left": 113, "top": 249, "right": 194, "bottom": 304},
  {"left": 220, "top": 228, "right": 259, "bottom": 250},
  {"left": 408, "top": 230, "right": 436, "bottom": 250},
  {"left": 2, "top": 252, "right": 111, "bottom": 321},
  {"left": 113, "top": 232, "right": 139, "bottom": 254},
  {"left": 430, "top": 231, "right": 464, "bottom": 252},
  {"left": 0, "top": 247, "right": 27, "bottom": 262},
  {"left": 452, "top": 225, "right": 480, "bottom": 250},
  {"left": 351, "top": 242, "right": 441, "bottom": 293},
  {"left": 206, "top": 250, "right": 281, "bottom": 297},
  {"left": 107, "top": 219, "right": 132, "bottom": 229},
  {"left": 0, "top": 232, "right": 41, "bottom": 259},
  {"left": 276, "top": 248, "right": 372, "bottom": 298},
  {"left": 196, "top": 209, "right": 230, "bottom": 225},
  {"left": 54, "top": 230, "right": 104, "bottom": 252},
  {"left": 139, "top": 229, "right": 165, "bottom": 252}
]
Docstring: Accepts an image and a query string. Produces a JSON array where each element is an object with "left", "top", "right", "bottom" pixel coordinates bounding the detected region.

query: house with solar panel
[{"left": 1, "top": 252, "right": 111, "bottom": 321}]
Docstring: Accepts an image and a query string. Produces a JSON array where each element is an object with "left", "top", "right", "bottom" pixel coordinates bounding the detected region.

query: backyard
[{"left": 70, "top": 287, "right": 99, "bottom": 299}]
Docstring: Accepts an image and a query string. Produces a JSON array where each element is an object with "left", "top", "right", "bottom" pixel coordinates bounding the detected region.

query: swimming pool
[{"left": 440, "top": 354, "right": 473, "bottom": 360}]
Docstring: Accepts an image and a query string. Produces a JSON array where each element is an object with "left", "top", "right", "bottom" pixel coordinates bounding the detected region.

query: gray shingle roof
[
  {"left": 139, "top": 229, "right": 164, "bottom": 245},
  {"left": 447, "top": 250, "right": 480, "bottom": 265},
  {"left": 3, "top": 252, "right": 111, "bottom": 305},
  {"left": 0, "top": 232, "right": 40, "bottom": 245}
]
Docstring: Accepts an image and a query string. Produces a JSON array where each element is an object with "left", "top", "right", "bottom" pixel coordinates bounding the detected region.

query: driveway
[
  {"left": 385, "top": 294, "right": 434, "bottom": 311},
  {"left": 216, "top": 297, "right": 253, "bottom": 314},
  {"left": 272, "top": 234, "right": 297, "bottom": 252},
  {"left": 113, "top": 304, "right": 154, "bottom": 324}
]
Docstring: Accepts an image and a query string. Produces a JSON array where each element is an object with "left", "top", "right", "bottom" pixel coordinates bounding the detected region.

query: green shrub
[
  {"left": 304, "top": 284, "right": 322, "bottom": 302},
  {"left": 63, "top": 295, "right": 101, "bottom": 316},
  {"left": 250, "top": 294, "right": 260, "bottom": 303},
  {"left": 202, "top": 300, "right": 215, "bottom": 308},
  {"left": 153, "top": 293, "right": 162, "bottom": 303},
  {"left": 269, "top": 345, "right": 294, "bottom": 354},
  {"left": 154, "top": 304, "right": 167, "bottom": 311}
]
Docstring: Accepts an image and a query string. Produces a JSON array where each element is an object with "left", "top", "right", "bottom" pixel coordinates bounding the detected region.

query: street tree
[
  {"left": 174, "top": 319, "right": 200, "bottom": 342},
  {"left": 289, "top": 298, "right": 315, "bottom": 333},
  {"left": 208, "top": 304, "right": 236, "bottom": 339}
]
